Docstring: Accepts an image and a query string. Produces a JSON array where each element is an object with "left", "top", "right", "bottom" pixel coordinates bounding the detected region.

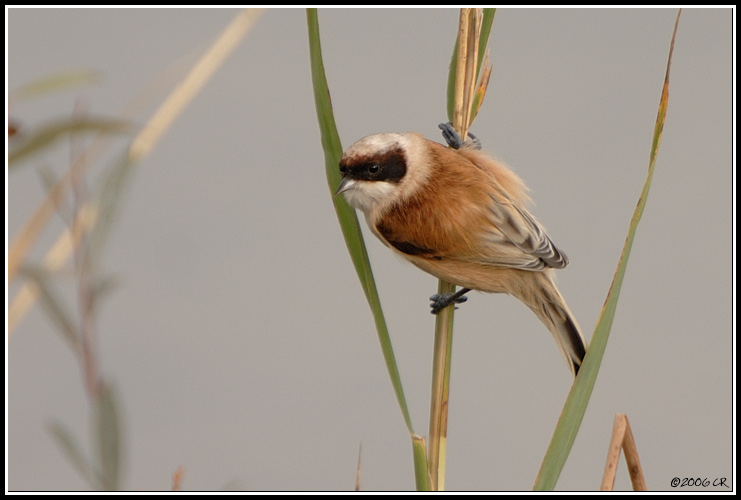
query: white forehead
[{"left": 344, "top": 132, "right": 417, "bottom": 158}]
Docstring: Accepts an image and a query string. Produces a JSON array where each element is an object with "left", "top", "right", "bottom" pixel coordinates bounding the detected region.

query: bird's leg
[
  {"left": 438, "top": 122, "right": 482, "bottom": 150},
  {"left": 429, "top": 287, "right": 472, "bottom": 314}
]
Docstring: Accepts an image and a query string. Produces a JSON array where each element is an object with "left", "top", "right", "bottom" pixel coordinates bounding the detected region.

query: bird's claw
[
  {"left": 438, "top": 122, "right": 482, "bottom": 150},
  {"left": 429, "top": 292, "right": 469, "bottom": 314}
]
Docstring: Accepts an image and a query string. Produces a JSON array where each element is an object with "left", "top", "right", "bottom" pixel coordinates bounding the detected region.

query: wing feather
[
  {"left": 455, "top": 146, "right": 569, "bottom": 271},
  {"left": 482, "top": 193, "right": 569, "bottom": 270}
]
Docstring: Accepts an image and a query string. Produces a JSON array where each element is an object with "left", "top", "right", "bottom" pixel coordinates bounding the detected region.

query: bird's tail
[{"left": 513, "top": 270, "right": 587, "bottom": 377}]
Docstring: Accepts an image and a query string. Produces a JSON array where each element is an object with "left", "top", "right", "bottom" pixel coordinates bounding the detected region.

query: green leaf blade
[
  {"left": 8, "top": 118, "right": 131, "bottom": 167},
  {"left": 306, "top": 8, "right": 414, "bottom": 436},
  {"left": 95, "top": 382, "right": 122, "bottom": 491},
  {"left": 48, "top": 420, "right": 101, "bottom": 488},
  {"left": 533, "top": 11, "right": 680, "bottom": 490}
]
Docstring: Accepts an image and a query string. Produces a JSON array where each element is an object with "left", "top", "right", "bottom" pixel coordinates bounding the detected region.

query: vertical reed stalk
[{"left": 428, "top": 9, "right": 490, "bottom": 491}]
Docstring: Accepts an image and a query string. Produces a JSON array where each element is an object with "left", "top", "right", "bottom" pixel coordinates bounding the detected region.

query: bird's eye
[
  {"left": 367, "top": 163, "right": 379, "bottom": 174},
  {"left": 339, "top": 164, "right": 347, "bottom": 174}
]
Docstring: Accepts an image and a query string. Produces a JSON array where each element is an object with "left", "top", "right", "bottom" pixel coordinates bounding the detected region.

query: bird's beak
[{"left": 335, "top": 177, "right": 355, "bottom": 196}]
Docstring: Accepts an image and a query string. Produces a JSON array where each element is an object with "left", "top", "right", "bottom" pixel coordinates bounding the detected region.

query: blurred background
[{"left": 7, "top": 8, "right": 733, "bottom": 492}]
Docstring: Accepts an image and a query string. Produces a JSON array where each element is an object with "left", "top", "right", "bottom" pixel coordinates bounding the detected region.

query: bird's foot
[
  {"left": 438, "top": 122, "right": 481, "bottom": 150},
  {"left": 429, "top": 288, "right": 471, "bottom": 314}
]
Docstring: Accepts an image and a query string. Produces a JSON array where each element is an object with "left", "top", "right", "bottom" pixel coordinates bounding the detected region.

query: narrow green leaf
[
  {"left": 306, "top": 9, "right": 414, "bottom": 435},
  {"left": 35, "top": 164, "right": 62, "bottom": 200},
  {"left": 8, "top": 118, "right": 131, "bottom": 167},
  {"left": 86, "top": 151, "right": 137, "bottom": 271},
  {"left": 36, "top": 164, "right": 78, "bottom": 231},
  {"left": 446, "top": 9, "right": 496, "bottom": 122},
  {"left": 18, "top": 266, "right": 81, "bottom": 354},
  {"left": 90, "top": 274, "right": 119, "bottom": 303},
  {"left": 95, "top": 382, "right": 122, "bottom": 491},
  {"left": 12, "top": 70, "right": 101, "bottom": 100},
  {"left": 412, "top": 435, "right": 431, "bottom": 491},
  {"left": 48, "top": 420, "right": 101, "bottom": 488},
  {"left": 533, "top": 11, "right": 681, "bottom": 490},
  {"left": 445, "top": 38, "right": 459, "bottom": 123},
  {"left": 477, "top": 9, "right": 496, "bottom": 72}
]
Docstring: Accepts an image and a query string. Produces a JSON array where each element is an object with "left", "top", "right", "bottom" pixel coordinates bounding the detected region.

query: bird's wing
[{"left": 470, "top": 192, "right": 569, "bottom": 270}]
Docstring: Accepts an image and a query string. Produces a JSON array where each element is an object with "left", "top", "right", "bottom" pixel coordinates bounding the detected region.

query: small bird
[{"left": 336, "top": 123, "right": 587, "bottom": 376}]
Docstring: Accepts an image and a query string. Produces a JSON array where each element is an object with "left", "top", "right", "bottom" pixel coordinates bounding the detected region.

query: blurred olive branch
[{"left": 8, "top": 9, "right": 263, "bottom": 490}]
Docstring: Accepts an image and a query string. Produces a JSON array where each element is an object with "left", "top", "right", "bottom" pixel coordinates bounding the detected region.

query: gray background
[{"left": 7, "top": 8, "right": 733, "bottom": 492}]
